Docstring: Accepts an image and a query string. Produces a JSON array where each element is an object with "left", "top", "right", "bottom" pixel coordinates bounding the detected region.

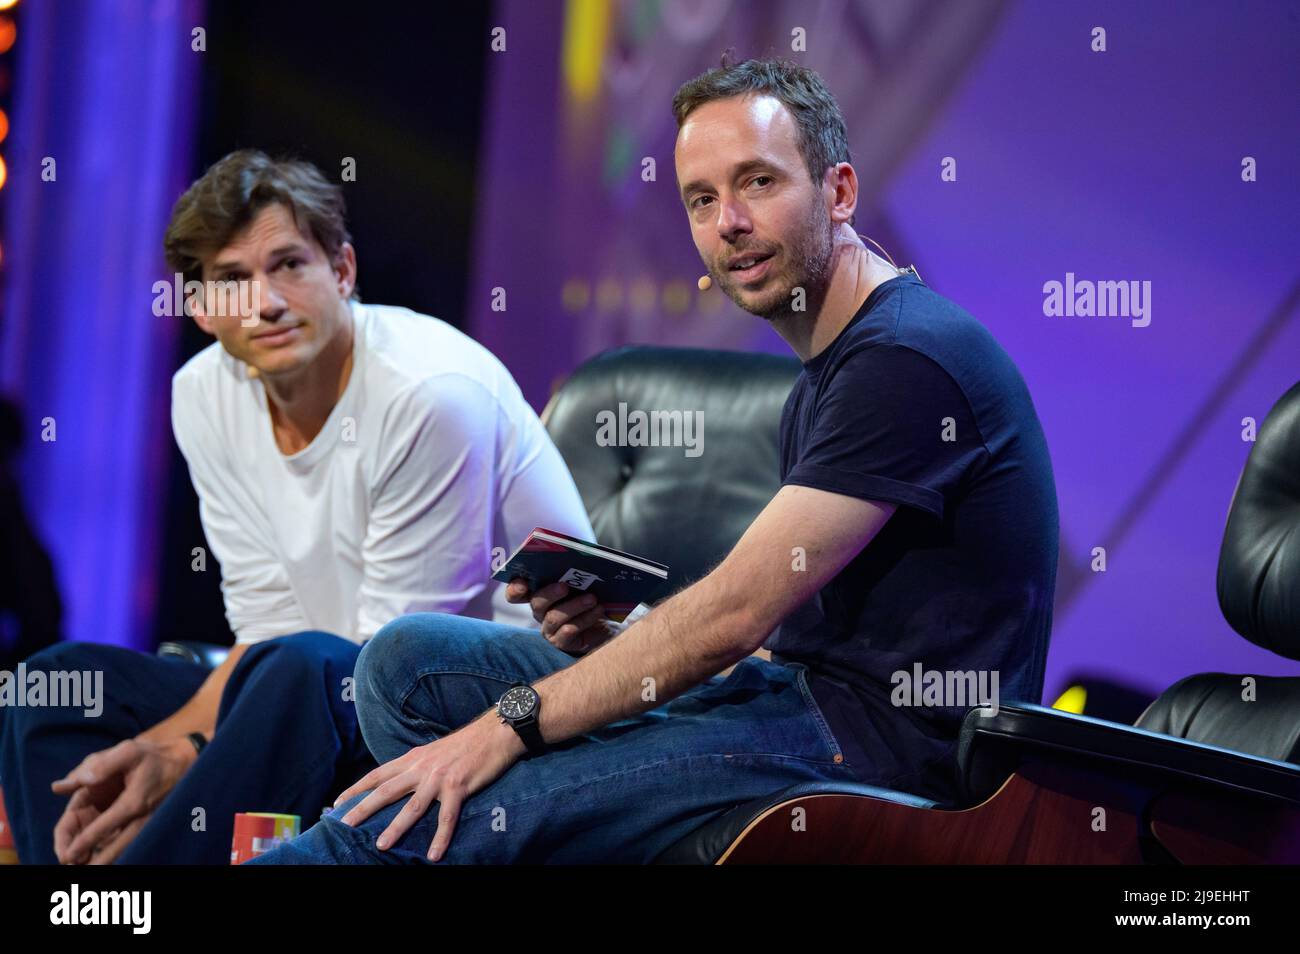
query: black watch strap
[
  {"left": 514, "top": 717, "right": 546, "bottom": 757},
  {"left": 187, "top": 731, "right": 208, "bottom": 756},
  {"left": 500, "top": 684, "right": 547, "bottom": 757}
]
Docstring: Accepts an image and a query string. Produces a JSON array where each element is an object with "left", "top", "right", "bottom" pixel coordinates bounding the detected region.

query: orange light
[
  {"left": 0, "top": 110, "right": 8, "bottom": 144},
  {"left": 0, "top": 18, "right": 14, "bottom": 55},
  {"left": 0, "top": 2, "right": 18, "bottom": 13},
  {"left": 0, "top": 155, "right": 7, "bottom": 191}
]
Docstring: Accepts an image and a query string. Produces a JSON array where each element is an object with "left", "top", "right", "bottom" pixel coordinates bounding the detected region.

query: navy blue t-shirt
[{"left": 767, "top": 272, "right": 1059, "bottom": 804}]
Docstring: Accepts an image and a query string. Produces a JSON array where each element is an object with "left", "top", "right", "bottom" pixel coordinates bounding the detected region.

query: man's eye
[
  {"left": 691, "top": 196, "right": 713, "bottom": 210},
  {"left": 281, "top": 258, "right": 301, "bottom": 270},
  {"left": 750, "top": 175, "right": 773, "bottom": 188}
]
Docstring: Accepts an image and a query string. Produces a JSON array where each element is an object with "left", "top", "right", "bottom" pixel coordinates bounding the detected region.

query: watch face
[{"left": 498, "top": 685, "right": 537, "bottom": 721}]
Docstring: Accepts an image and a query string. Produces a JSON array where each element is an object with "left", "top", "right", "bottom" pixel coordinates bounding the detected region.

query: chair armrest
[{"left": 958, "top": 701, "right": 1300, "bottom": 807}]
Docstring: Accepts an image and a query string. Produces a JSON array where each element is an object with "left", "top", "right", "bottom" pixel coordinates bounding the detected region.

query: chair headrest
[
  {"left": 543, "top": 346, "right": 801, "bottom": 590},
  {"left": 1217, "top": 380, "right": 1300, "bottom": 660}
]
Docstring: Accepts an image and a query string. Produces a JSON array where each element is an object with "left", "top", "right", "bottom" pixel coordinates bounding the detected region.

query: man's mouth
[
  {"left": 252, "top": 324, "right": 302, "bottom": 345},
  {"left": 727, "top": 252, "right": 775, "bottom": 283}
]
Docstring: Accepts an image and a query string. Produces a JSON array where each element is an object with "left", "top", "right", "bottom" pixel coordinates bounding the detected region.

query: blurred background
[{"left": 0, "top": 0, "right": 1296, "bottom": 722}]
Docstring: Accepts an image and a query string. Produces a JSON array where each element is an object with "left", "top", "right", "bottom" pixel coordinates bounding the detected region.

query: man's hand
[
  {"left": 50, "top": 737, "right": 197, "bottom": 865},
  {"left": 333, "top": 713, "right": 524, "bottom": 862},
  {"left": 506, "top": 579, "right": 616, "bottom": 655}
]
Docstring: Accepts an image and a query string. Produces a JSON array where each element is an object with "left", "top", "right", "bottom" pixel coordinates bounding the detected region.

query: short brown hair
[
  {"left": 163, "top": 149, "right": 354, "bottom": 294},
  {"left": 673, "top": 56, "right": 853, "bottom": 192}
]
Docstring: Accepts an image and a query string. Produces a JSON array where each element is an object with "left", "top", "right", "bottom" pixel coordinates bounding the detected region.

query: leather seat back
[
  {"left": 1215, "top": 380, "right": 1300, "bottom": 659},
  {"left": 1135, "top": 380, "right": 1300, "bottom": 761},
  {"left": 542, "top": 346, "right": 802, "bottom": 591}
]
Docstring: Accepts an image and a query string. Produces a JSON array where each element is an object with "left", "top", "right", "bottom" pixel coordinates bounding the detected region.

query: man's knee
[
  {"left": 20, "top": 640, "right": 112, "bottom": 674},
  {"left": 354, "top": 614, "right": 486, "bottom": 713},
  {"left": 236, "top": 631, "right": 357, "bottom": 687},
  {"left": 1, "top": 642, "right": 119, "bottom": 739}
]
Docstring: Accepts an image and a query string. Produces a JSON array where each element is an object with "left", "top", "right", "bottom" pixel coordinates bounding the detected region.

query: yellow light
[
  {"left": 0, "top": 155, "right": 7, "bottom": 191},
  {"left": 560, "top": 278, "right": 590, "bottom": 312},
  {"left": 561, "top": 0, "right": 609, "bottom": 104},
  {"left": 1052, "top": 685, "right": 1087, "bottom": 714},
  {"left": 661, "top": 281, "right": 691, "bottom": 315},
  {"left": 595, "top": 276, "right": 622, "bottom": 313},
  {"left": 0, "top": 1, "right": 18, "bottom": 11}
]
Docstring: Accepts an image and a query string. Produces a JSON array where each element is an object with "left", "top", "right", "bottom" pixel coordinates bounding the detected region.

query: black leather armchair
[{"left": 544, "top": 348, "right": 1300, "bottom": 864}]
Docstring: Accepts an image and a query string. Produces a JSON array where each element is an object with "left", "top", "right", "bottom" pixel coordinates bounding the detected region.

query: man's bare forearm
[
  {"left": 517, "top": 486, "right": 898, "bottom": 750},
  {"left": 529, "top": 571, "right": 761, "bottom": 746},
  {"left": 137, "top": 644, "right": 249, "bottom": 743}
]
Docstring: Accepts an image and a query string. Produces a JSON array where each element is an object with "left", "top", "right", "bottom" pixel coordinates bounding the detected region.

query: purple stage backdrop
[
  {"left": 468, "top": 0, "right": 1300, "bottom": 704},
  {"left": 0, "top": 0, "right": 205, "bottom": 650}
]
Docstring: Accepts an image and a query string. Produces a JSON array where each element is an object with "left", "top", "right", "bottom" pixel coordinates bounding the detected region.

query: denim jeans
[
  {"left": 250, "top": 612, "right": 873, "bottom": 864},
  {"left": 0, "top": 631, "right": 374, "bottom": 864}
]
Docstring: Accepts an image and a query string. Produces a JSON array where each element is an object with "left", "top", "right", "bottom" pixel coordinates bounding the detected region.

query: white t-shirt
[{"left": 171, "top": 300, "right": 594, "bottom": 645}]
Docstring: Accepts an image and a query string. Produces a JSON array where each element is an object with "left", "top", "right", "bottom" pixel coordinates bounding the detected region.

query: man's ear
[
  {"left": 334, "top": 242, "right": 357, "bottom": 298},
  {"left": 825, "top": 162, "right": 859, "bottom": 227}
]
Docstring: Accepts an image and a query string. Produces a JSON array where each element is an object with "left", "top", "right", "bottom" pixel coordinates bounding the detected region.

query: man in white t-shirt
[{"left": 0, "top": 150, "right": 592, "bottom": 865}]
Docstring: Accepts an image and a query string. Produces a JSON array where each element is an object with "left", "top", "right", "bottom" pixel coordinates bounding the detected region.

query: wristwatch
[{"left": 496, "top": 683, "right": 546, "bottom": 758}]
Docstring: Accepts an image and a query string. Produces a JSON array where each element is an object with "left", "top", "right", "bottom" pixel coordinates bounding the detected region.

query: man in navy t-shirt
[
  {"left": 251, "top": 57, "right": 1058, "bottom": 864},
  {"left": 770, "top": 271, "right": 1059, "bottom": 801}
]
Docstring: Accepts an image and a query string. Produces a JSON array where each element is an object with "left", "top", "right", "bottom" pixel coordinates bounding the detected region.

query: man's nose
[
  {"left": 715, "top": 196, "right": 752, "bottom": 244},
  {"left": 250, "top": 274, "right": 288, "bottom": 322}
]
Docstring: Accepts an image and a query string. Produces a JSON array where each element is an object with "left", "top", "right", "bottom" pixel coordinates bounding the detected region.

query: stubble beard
[{"left": 718, "top": 201, "right": 836, "bottom": 324}]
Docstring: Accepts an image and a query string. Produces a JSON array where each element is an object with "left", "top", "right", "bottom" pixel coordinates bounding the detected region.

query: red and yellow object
[
  {"left": 230, "top": 812, "right": 300, "bottom": 865},
  {"left": 0, "top": 784, "right": 18, "bottom": 864}
]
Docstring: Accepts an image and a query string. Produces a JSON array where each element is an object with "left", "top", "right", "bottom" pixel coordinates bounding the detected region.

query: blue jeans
[
  {"left": 0, "top": 631, "right": 375, "bottom": 864},
  {"left": 251, "top": 613, "right": 869, "bottom": 864}
]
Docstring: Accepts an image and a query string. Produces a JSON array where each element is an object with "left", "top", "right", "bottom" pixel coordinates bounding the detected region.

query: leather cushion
[{"left": 1135, "top": 673, "right": 1300, "bottom": 764}]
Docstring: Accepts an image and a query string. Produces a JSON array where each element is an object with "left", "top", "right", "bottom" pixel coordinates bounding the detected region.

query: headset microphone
[{"left": 697, "top": 274, "right": 712, "bottom": 291}]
